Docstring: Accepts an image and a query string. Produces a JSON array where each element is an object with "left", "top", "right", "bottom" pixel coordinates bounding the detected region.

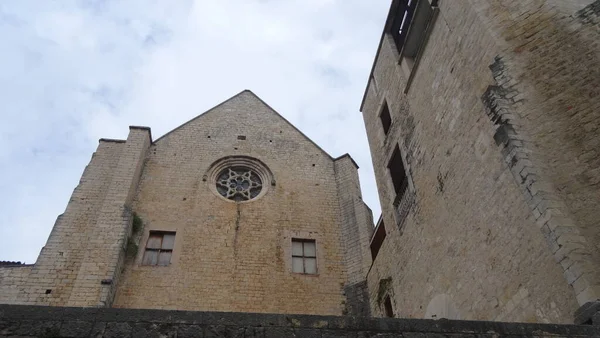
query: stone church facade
[
  {"left": 0, "top": 91, "right": 374, "bottom": 316},
  {"left": 361, "top": 0, "right": 600, "bottom": 324},
  {"left": 2, "top": 0, "right": 600, "bottom": 328}
]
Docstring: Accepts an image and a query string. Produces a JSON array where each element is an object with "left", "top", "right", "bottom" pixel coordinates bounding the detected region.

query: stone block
[
  {"left": 14, "top": 320, "right": 60, "bottom": 337},
  {"left": 264, "top": 327, "right": 296, "bottom": 338},
  {"left": 205, "top": 325, "right": 245, "bottom": 338},
  {"left": 132, "top": 322, "right": 178, "bottom": 338},
  {"left": 0, "top": 320, "right": 20, "bottom": 336},
  {"left": 59, "top": 320, "right": 94, "bottom": 337},
  {"left": 177, "top": 324, "right": 204, "bottom": 338},
  {"left": 103, "top": 322, "right": 133, "bottom": 338}
]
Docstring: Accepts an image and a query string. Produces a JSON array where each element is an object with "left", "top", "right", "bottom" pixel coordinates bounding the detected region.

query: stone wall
[
  {"left": 1, "top": 91, "right": 372, "bottom": 316},
  {"left": 0, "top": 266, "right": 32, "bottom": 305},
  {"left": 1, "top": 304, "right": 599, "bottom": 337},
  {"left": 112, "top": 91, "right": 371, "bottom": 315},
  {"left": 0, "top": 139, "right": 128, "bottom": 306},
  {"left": 69, "top": 127, "right": 151, "bottom": 307},
  {"left": 334, "top": 155, "right": 374, "bottom": 317},
  {"left": 471, "top": 0, "right": 600, "bottom": 307},
  {"left": 360, "top": 0, "right": 599, "bottom": 323}
]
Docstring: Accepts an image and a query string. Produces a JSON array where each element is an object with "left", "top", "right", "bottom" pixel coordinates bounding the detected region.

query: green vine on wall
[
  {"left": 126, "top": 212, "right": 143, "bottom": 258},
  {"left": 132, "top": 212, "right": 143, "bottom": 234}
]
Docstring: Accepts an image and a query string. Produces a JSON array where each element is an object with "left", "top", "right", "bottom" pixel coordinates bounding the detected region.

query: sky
[{"left": 0, "top": 0, "right": 389, "bottom": 263}]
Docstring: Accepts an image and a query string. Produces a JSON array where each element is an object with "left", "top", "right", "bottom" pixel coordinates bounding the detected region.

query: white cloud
[{"left": 0, "top": 0, "right": 389, "bottom": 263}]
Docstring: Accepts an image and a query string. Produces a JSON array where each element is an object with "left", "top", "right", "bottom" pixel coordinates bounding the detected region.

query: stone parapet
[{"left": 1, "top": 304, "right": 599, "bottom": 337}]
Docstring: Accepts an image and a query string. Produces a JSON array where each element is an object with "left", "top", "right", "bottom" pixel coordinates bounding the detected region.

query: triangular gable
[{"left": 153, "top": 90, "right": 334, "bottom": 160}]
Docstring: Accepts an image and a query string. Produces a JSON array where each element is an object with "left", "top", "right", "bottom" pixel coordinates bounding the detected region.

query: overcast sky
[{"left": 0, "top": 0, "right": 389, "bottom": 263}]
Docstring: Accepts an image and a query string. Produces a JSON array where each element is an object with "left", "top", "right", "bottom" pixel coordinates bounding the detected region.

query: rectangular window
[
  {"left": 380, "top": 102, "right": 392, "bottom": 135},
  {"left": 291, "top": 239, "right": 317, "bottom": 274},
  {"left": 370, "top": 218, "right": 387, "bottom": 261},
  {"left": 142, "top": 231, "right": 175, "bottom": 266},
  {"left": 388, "top": 145, "right": 409, "bottom": 203}
]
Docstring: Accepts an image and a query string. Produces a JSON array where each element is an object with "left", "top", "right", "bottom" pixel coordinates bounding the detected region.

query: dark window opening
[
  {"left": 380, "top": 102, "right": 392, "bottom": 135},
  {"left": 370, "top": 218, "right": 387, "bottom": 261},
  {"left": 237, "top": 135, "right": 246, "bottom": 140},
  {"left": 390, "top": 0, "right": 418, "bottom": 53},
  {"left": 388, "top": 145, "right": 409, "bottom": 204},
  {"left": 390, "top": 0, "right": 435, "bottom": 58},
  {"left": 142, "top": 231, "right": 175, "bottom": 266},
  {"left": 45, "top": 289, "right": 52, "bottom": 294},
  {"left": 384, "top": 296, "right": 394, "bottom": 318}
]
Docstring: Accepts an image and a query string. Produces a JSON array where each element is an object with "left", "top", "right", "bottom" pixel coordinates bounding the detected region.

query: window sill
[
  {"left": 292, "top": 272, "right": 320, "bottom": 277},
  {"left": 137, "top": 264, "right": 172, "bottom": 268}
]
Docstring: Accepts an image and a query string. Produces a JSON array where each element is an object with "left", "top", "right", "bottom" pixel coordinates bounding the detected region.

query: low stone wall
[{"left": 0, "top": 304, "right": 598, "bottom": 337}]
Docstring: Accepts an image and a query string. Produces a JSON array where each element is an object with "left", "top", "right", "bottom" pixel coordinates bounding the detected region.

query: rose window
[{"left": 216, "top": 167, "right": 263, "bottom": 201}]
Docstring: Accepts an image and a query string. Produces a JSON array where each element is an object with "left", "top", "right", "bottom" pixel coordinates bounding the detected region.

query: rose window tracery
[{"left": 216, "top": 167, "right": 263, "bottom": 201}]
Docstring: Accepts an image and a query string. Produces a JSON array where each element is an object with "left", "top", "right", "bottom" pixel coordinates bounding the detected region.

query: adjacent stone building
[
  {"left": 361, "top": 0, "right": 600, "bottom": 324},
  {"left": 0, "top": 91, "right": 374, "bottom": 316}
]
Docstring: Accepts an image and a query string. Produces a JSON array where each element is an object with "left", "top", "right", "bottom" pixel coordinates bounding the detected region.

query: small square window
[
  {"left": 291, "top": 239, "right": 317, "bottom": 274},
  {"left": 142, "top": 231, "right": 175, "bottom": 266},
  {"left": 380, "top": 102, "right": 392, "bottom": 135}
]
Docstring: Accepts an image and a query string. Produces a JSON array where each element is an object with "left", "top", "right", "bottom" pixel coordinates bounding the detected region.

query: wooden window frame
[
  {"left": 142, "top": 231, "right": 175, "bottom": 266},
  {"left": 291, "top": 238, "right": 317, "bottom": 275}
]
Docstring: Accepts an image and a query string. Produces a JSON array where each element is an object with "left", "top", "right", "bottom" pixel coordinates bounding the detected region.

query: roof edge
[
  {"left": 99, "top": 138, "right": 126, "bottom": 144},
  {"left": 129, "top": 125, "right": 153, "bottom": 143},
  {"left": 152, "top": 89, "right": 336, "bottom": 161},
  {"left": 359, "top": 1, "right": 396, "bottom": 112},
  {"left": 247, "top": 90, "right": 335, "bottom": 161},
  {"left": 0, "top": 261, "right": 31, "bottom": 267},
  {"left": 333, "top": 153, "right": 359, "bottom": 169},
  {"left": 152, "top": 90, "right": 249, "bottom": 144}
]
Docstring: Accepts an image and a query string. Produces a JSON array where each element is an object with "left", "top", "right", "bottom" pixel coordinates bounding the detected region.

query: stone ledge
[
  {"left": 99, "top": 138, "right": 126, "bottom": 144},
  {"left": 0, "top": 305, "right": 599, "bottom": 337}
]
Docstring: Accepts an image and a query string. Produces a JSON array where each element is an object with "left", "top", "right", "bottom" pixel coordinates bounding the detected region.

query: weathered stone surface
[
  {"left": 103, "top": 322, "right": 133, "bottom": 338},
  {"left": 14, "top": 320, "right": 60, "bottom": 337},
  {"left": 177, "top": 324, "right": 204, "bottom": 338},
  {"left": 59, "top": 320, "right": 94, "bottom": 338},
  {"left": 0, "top": 305, "right": 597, "bottom": 337},
  {"left": 360, "top": 0, "right": 600, "bottom": 323},
  {"left": 0, "top": 91, "right": 373, "bottom": 317},
  {"left": 131, "top": 322, "right": 178, "bottom": 338}
]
